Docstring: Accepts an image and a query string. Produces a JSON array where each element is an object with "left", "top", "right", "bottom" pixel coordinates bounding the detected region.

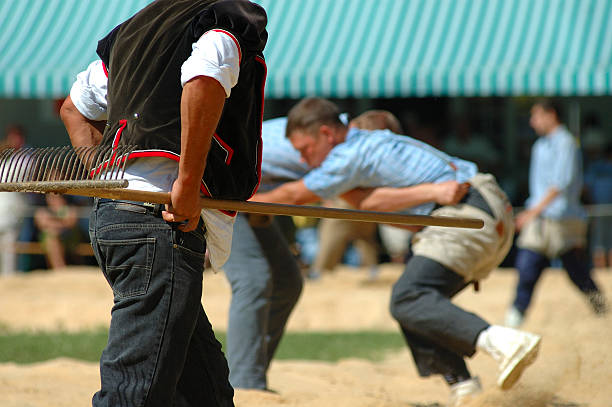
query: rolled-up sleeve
[
  {"left": 180, "top": 30, "right": 240, "bottom": 97},
  {"left": 69, "top": 60, "right": 108, "bottom": 121}
]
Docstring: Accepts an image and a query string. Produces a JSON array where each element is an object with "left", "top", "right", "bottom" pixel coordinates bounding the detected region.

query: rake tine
[
  {"left": 111, "top": 146, "right": 128, "bottom": 180},
  {"left": 44, "top": 147, "right": 63, "bottom": 181},
  {"left": 68, "top": 146, "right": 86, "bottom": 181},
  {"left": 74, "top": 146, "right": 92, "bottom": 180},
  {"left": 58, "top": 147, "right": 76, "bottom": 181},
  {"left": 106, "top": 146, "right": 119, "bottom": 180},
  {"left": 38, "top": 148, "right": 56, "bottom": 182},
  {"left": 11, "top": 147, "right": 33, "bottom": 182},
  {"left": 0, "top": 148, "right": 15, "bottom": 182},
  {"left": 17, "top": 147, "right": 36, "bottom": 182},
  {"left": 30, "top": 147, "right": 50, "bottom": 182},
  {"left": 110, "top": 145, "right": 124, "bottom": 180},
  {"left": 100, "top": 146, "right": 116, "bottom": 180},
  {"left": 119, "top": 146, "right": 134, "bottom": 179},
  {"left": 87, "top": 146, "right": 103, "bottom": 180},
  {"left": 43, "top": 147, "right": 62, "bottom": 181},
  {"left": 21, "top": 147, "right": 38, "bottom": 182},
  {"left": 111, "top": 145, "right": 132, "bottom": 180},
  {"left": 6, "top": 148, "right": 22, "bottom": 182},
  {"left": 90, "top": 147, "right": 108, "bottom": 179},
  {"left": 23, "top": 147, "right": 41, "bottom": 182},
  {"left": 56, "top": 146, "right": 72, "bottom": 181},
  {"left": 82, "top": 146, "right": 101, "bottom": 180}
]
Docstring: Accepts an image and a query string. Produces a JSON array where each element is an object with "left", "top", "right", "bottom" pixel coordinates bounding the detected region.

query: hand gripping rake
[{"left": 0, "top": 146, "right": 484, "bottom": 229}]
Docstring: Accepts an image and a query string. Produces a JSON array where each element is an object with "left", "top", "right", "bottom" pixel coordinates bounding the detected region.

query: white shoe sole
[{"left": 497, "top": 335, "right": 541, "bottom": 390}]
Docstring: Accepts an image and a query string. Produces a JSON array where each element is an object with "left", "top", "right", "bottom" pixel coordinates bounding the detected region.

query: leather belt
[{"left": 460, "top": 186, "right": 495, "bottom": 219}]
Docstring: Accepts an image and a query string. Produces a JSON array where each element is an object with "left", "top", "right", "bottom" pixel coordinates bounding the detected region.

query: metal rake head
[{"left": 0, "top": 145, "right": 136, "bottom": 183}]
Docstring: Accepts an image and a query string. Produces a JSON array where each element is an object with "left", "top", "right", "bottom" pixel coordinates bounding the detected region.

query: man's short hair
[
  {"left": 285, "top": 98, "right": 344, "bottom": 138},
  {"left": 533, "top": 98, "right": 563, "bottom": 122},
  {"left": 350, "top": 110, "right": 404, "bottom": 134}
]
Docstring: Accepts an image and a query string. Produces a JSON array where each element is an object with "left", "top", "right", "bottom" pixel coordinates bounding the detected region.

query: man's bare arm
[
  {"left": 356, "top": 181, "right": 469, "bottom": 212},
  {"left": 60, "top": 95, "right": 105, "bottom": 148},
  {"left": 251, "top": 179, "right": 322, "bottom": 205},
  {"left": 163, "top": 75, "right": 226, "bottom": 231}
]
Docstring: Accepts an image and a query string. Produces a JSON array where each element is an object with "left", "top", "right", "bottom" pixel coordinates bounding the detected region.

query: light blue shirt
[
  {"left": 303, "top": 128, "right": 478, "bottom": 215},
  {"left": 526, "top": 125, "right": 585, "bottom": 219},
  {"left": 259, "top": 117, "right": 310, "bottom": 191}
]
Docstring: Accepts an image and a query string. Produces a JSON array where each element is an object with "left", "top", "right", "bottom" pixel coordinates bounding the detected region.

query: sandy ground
[{"left": 0, "top": 264, "right": 611, "bottom": 407}]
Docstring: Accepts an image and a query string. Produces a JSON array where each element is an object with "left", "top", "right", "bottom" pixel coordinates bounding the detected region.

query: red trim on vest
[
  {"left": 102, "top": 62, "right": 108, "bottom": 78},
  {"left": 209, "top": 29, "right": 242, "bottom": 64},
  {"left": 90, "top": 149, "right": 238, "bottom": 217},
  {"left": 249, "top": 55, "right": 267, "bottom": 198},
  {"left": 112, "top": 120, "right": 127, "bottom": 149},
  {"left": 213, "top": 133, "right": 234, "bottom": 165}
]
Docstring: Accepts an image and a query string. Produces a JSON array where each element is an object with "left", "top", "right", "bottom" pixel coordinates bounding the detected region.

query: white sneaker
[
  {"left": 448, "top": 377, "right": 482, "bottom": 407},
  {"left": 477, "top": 325, "right": 541, "bottom": 390},
  {"left": 504, "top": 306, "right": 524, "bottom": 328}
]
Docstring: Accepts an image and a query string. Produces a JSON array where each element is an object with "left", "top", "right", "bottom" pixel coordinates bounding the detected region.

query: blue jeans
[
  {"left": 223, "top": 214, "right": 303, "bottom": 389},
  {"left": 89, "top": 199, "right": 233, "bottom": 407}
]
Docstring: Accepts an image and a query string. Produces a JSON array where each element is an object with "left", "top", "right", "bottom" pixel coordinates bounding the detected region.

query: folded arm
[
  {"left": 251, "top": 179, "right": 322, "bottom": 205},
  {"left": 343, "top": 181, "right": 469, "bottom": 212}
]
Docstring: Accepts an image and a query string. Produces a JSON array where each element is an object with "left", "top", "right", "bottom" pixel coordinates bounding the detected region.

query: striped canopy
[{"left": 1, "top": 0, "right": 611, "bottom": 98}]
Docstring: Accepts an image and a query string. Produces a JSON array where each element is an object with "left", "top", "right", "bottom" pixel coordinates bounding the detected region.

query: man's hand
[
  {"left": 433, "top": 181, "right": 470, "bottom": 206},
  {"left": 514, "top": 208, "right": 538, "bottom": 232},
  {"left": 162, "top": 178, "right": 202, "bottom": 232}
]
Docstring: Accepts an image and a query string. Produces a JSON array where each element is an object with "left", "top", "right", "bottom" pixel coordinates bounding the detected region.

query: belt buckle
[{"left": 142, "top": 202, "right": 163, "bottom": 215}]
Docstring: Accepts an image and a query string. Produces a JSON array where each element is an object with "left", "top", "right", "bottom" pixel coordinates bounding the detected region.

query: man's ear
[{"left": 319, "top": 124, "right": 335, "bottom": 143}]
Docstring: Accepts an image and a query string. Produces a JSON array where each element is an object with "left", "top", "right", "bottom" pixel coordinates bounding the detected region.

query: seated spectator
[{"left": 33, "top": 193, "right": 80, "bottom": 270}]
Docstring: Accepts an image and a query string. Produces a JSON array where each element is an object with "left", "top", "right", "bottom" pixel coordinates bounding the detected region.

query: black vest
[{"left": 96, "top": 0, "right": 267, "bottom": 200}]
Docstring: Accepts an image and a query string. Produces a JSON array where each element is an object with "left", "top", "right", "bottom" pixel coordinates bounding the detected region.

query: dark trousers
[
  {"left": 390, "top": 256, "right": 489, "bottom": 378},
  {"left": 89, "top": 200, "right": 233, "bottom": 407},
  {"left": 513, "top": 247, "right": 600, "bottom": 314}
]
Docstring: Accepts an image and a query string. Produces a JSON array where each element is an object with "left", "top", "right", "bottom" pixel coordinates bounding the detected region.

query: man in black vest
[{"left": 60, "top": 1, "right": 267, "bottom": 406}]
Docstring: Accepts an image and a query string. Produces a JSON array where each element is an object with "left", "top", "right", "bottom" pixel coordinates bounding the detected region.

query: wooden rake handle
[{"left": 0, "top": 180, "right": 484, "bottom": 229}]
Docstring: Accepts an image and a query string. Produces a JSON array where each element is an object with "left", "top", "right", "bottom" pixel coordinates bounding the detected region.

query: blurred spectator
[
  {"left": 443, "top": 117, "right": 501, "bottom": 174},
  {"left": 310, "top": 197, "right": 381, "bottom": 279},
  {"left": 0, "top": 124, "right": 27, "bottom": 275},
  {"left": 584, "top": 143, "right": 612, "bottom": 268},
  {"left": 505, "top": 99, "right": 608, "bottom": 328},
  {"left": 2, "top": 123, "right": 26, "bottom": 150},
  {"left": 33, "top": 193, "right": 80, "bottom": 269}
]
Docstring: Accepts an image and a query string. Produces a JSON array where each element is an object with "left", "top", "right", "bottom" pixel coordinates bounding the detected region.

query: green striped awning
[
  {"left": 0, "top": 0, "right": 152, "bottom": 99},
  {"left": 1, "top": 0, "right": 611, "bottom": 98},
  {"left": 258, "top": 0, "right": 612, "bottom": 97}
]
